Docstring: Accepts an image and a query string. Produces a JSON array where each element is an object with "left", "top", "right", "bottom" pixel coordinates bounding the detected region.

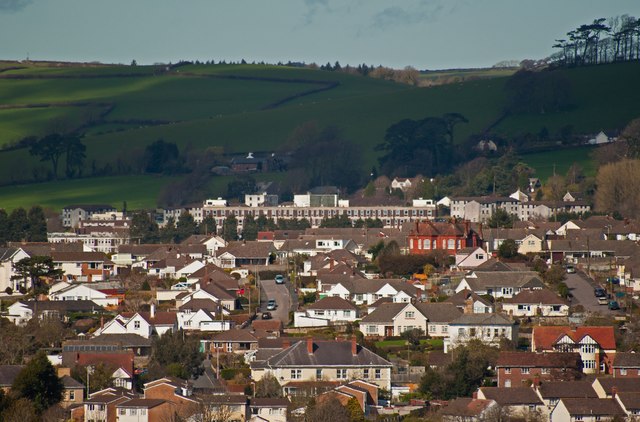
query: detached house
[
  {"left": 0, "top": 247, "right": 30, "bottom": 292},
  {"left": 550, "top": 398, "right": 626, "bottom": 422},
  {"left": 96, "top": 306, "right": 177, "bottom": 339},
  {"left": 49, "top": 283, "right": 120, "bottom": 308},
  {"left": 502, "top": 288, "right": 570, "bottom": 317},
  {"left": 294, "top": 296, "right": 359, "bottom": 328},
  {"left": 215, "top": 241, "right": 276, "bottom": 268},
  {"left": 321, "top": 278, "right": 418, "bottom": 305},
  {"left": 360, "top": 302, "right": 461, "bottom": 338},
  {"left": 251, "top": 337, "right": 393, "bottom": 390},
  {"left": 445, "top": 289, "right": 495, "bottom": 314},
  {"left": 52, "top": 251, "right": 115, "bottom": 282},
  {"left": 408, "top": 220, "right": 483, "bottom": 256},
  {"left": 454, "top": 247, "right": 490, "bottom": 270},
  {"left": 456, "top": 271, "right": 545, "bottom": 299},
  {"left": 532, "top": 326, "right": 617, "bottom": 374},
  {"left": 446, "top": 314, "right": 518, "bottom": 352}
]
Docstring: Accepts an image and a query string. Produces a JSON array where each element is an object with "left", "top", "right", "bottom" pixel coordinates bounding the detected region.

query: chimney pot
[
  {"left": 351, "top": 336, "right": 357, "bottom": 356},
  {"left": 150, "top": 303, "right": 156, "bottom": 319},
  {"left": 307, "top": 337, "right": 313, "bottom": 354},
  {"left": 282, "top": 339, "right": 290, "bottom": 349}
]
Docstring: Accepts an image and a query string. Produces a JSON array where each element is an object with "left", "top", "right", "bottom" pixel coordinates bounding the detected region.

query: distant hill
[{"left": 0, "top": 60, "right": 639, "bottom": 209}]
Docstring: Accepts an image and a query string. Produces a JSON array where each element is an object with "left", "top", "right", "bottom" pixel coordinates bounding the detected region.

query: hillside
[{"left": 1, "top": 61, "right": 639, "bottom": 210}]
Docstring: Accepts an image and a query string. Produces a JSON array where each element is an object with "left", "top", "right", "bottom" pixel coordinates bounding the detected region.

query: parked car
[
  {"left": 607, "top": 277, "right": 620, "bottom": 285},
  {"left": 565, "top": 265, "right": 576, "bottom": 274},
  {"left": 608, "top": 301, "right": 620, "bottom": 310},
  {"left": 275, "top": 274, "right": 285, "bottom": 284},
  {"left": 598, "top": 296, "right": 609, "bottom": 305},
  {"left": 594, "top": 287, "right": 606, "bottom": 298},
  {"left": 261, "top": 312, "right": 272, "bottom": 320},
  {"left": 267, "top": 299, "right": 277, "bottom": 310}
]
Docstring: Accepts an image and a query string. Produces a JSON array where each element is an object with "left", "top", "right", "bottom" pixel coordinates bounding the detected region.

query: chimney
[
  {"left": 464, "top": 295, "right": 473, "bottom": 314},
  {"left": 351, "top": 336, "right": 357, "bottom": 356},
  {"left": 307, "top": 337, "right": 314, "bottom": 355},
  {"left": 282, "top": 339, "right": 290, "bottom": 349},
  {"left": 533, "top": 375, "right": 541, "bottom": 387},
  {"left": 612, "top": 387, "right": 618, "bottom": 398},
  {"left": 57, "top": 367, "right": 71, "bottom": 377},
  {"left": 472, "top": 391, "right": 478, "bottom": 399},
  {"left": 150, "top": 303, "right": 156, "bottom": 319}
]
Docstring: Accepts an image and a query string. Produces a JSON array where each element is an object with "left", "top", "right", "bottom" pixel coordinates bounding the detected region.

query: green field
[
  {"left": 0, "top": 61, "right": 639, "bottom": 208},
  {"left": 520, "top": 146, "right": 598, "bottom": 181}
]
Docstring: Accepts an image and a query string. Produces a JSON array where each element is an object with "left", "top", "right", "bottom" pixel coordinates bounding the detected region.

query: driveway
[
  {"left": 564, "top": 272, "right": 620, "bottom": 315},
  {"left": 259, "top": 277, "right": 291, "bottom": 323}
]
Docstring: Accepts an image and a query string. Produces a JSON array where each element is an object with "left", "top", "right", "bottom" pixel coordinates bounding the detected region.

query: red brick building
[
  {"left": 496, "top": 351, "right": 582, "bottom": 388},
  {"left": 408, "top": 220, "right": 483, "bottom": 255},
  {"left": 612, "top": 352, "right": 640, "bottom": 378}
]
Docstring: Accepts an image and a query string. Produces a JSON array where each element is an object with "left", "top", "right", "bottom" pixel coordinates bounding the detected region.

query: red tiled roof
[{"left": 532, "top": 326, "right": 616, "bottom": 351}]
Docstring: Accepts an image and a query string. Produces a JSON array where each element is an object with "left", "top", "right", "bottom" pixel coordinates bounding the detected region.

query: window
[
  {"left": 291, "top": 369, "right": 302, "bottom": 380},
  {"left": 226, "top": 342, "right": 233, "bottom": 352},
  {"left": 129, "top": 409, "right": 137, "bottom": 415},
  {"left": 470, "top": 328, "right": 476, "bottom": 336},
  {"left": 375, "top": 369, "right": 381, "bottom": 379},
  {"left": 141, "top": 409, "right": 147, "bottom": 416},
  {"left": 314, "top": 310, "right": 325, "bottom": 316},
  {"left": 541, "top": 368, "right": 550, "bottom": 374},
  {"left": 505, "top": 368, "right": 511, "bottom": 374},
  {"left": 316, "top": 369, "right": 323, "bottom": 379},
  {"left": 119, "top": 408, "right": 126, "bottom": 415},
  {"left": 337, "top": 369, "right": 347, "bottom": 379},
  {"left": 621, "top": 368, "right": 628, "bottom": 375},
  {"left": 363, "top": 369, "right": 369, "bottom": 379},
  {"left": 429, "top": 325, "right": 436, "bottom": 333},
  {"left": 583, "top": 360, "right": 596, "bottom": 370},
  {"left": 522, "top": 367, "right": 530, "bottom": 374},
  {"left": 447, "top": 239, "right": 455, "bottom": 249},
  {"left": 134, "top": 320, "right": 140, "bottom": 329},
  {"left": 475, "top": 254, "right": 484, "bottom": 260},
  {"left": 575, "top": 416, "right": 583, "bottom": 421},
  {"left": 581, "top": 344, "right": 596, "bottom": 354},
  {"left": 344, "top": 310, "right": 351, "bottom": 317},
  {"left": 423, "top": 239, "right": 431, "bottom": 249},
  {"left": 505, "top": 379, "right": 511, "bottom": 387},
  {"left": 458, "top": 328, "right": 465, "bottom": 336},
  {"left": 405, "top": 311, "right": 415, "bottom": 319},
  {"left": 443, "top": 326, "right": 448, "bottom": 333},
  {"left": 366, "top": 325, "right": 378, "bottom": 334}
]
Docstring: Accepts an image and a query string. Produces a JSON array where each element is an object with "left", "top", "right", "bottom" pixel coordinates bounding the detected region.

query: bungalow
[
  {"left": 215, "top": 241, "right": 276, "bottom": 268},
  {"left": 360, "top": 302, "right": 461, "bottom": 338},
  {"left": 495, "top": 352, "right": 582, "bottom": 388},
  {"left": 6, "top": 300, "right": 103, "bottom": 326},
  {"left": 176, "top": 283, "right": 237, "bottom": 311},
  {"left": 198, "top": 395, "right": 249, "bottom": 422},
  {"left": 455, "top": 271, "right": 545, "bottom": 299},
  {"left": 294, "top": 296, "right": 359, "bottom": 328},
  {"left": 212, "top": 330, "right": 258, "bottom": 354},
  {"left": 321, "top": 278, "right": 418, "bottom": 305},
  {"left": 502, "top": 288, "right": 570, "bottom": 317},
  {"left": 445, "top": 314, "right": 518, "bottom": 353},
  {"left": 49, "top": 283, "right": 120, "bottom": 308},
  {"left": 441, "top": 397, "right": 497, "bottom": 422},
  {"left": 251, "top": 337, "right": 393, "bottom": 390},
  {"left": 532, "top": 326, "right": 617, "bottom": 374}
]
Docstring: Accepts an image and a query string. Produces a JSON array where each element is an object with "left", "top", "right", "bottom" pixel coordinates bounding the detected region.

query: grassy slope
[
  {"left": 1, "top": 61, "right": 639, "bottom": 208},
  {"left": 520, "top": 146, "right": 597, "bottom": 180}
]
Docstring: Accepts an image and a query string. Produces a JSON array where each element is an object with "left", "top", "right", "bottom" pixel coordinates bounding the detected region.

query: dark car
[
  {"left": 261, "top": 312, "right": 272, "bottom": 320},
  {"left": 608, "top": 301, "right": 620, "bottom": 310},
  {"left": 594, "top": 287, "right": 606, "bottom": 298}
]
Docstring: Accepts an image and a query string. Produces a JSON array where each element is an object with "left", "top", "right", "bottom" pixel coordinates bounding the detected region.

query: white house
[
  {"left": 455, "top": 247, "right": 490, "bottom": 270},
  {"left": 177, "top": 298, "right": 233, "bottom": 332},
  {"left": 502, "top": 289, "right": 569, "bottom": 317},
  {"left": 445, "top": 314, "right": 518, "bottom": 353},
  {"left": 294, "top": 296, "right": 359, "bottom": 328},
  {"left": 0, "top": 247, "right": 30, "bottom": 292},
  {"left": 391, "top": 178, "right": 412, "bottom": 192},
  {"left": 321, "top": 279, "right": 418, "bottom": 305},
  {"left": 96, "top": 306, "right": 177, "bottom": 339},
  {"left": 49, "top": 283, "right": 119, "bottom": 308},
  {"left": 456, "top": 271, "right": 545, "bottom": 299},
  {"left": 550, "top": 398, "right": 626, "bottom": 422},
  {"left": 360, "top": 302, "right": 461, "bottom": 338}
]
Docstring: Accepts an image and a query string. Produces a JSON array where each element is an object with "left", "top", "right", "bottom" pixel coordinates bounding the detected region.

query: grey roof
[
  {"left": 213, "top": 330, "right": 257, "bottom": 343},
  {"left": 218, "top": 241, "right": 275, "bottom": 258},
  {"left": 480, "top": 387, "right": 543, "bottom": 405},
  {"left": 450, "top": 313, "right": 514, "bottom": 326},
  {"left": 250, "top": 398, "right": 290, "bottom": 407},
  {"left": 307, "top": 296, "right": 358, "bottom": 311},
  {"left": 0, "top": 247, "right": 19, "bottom": 261},
  {"left": 596, "top": 378, "right": 640, "bottom": 394},
  {"left": 445, "top": 289, "right": 493, "bottom": 309},
  {"left": 415, "top": 302, "right": 462, "bottom": 323},
  {"left": 616, "top": 392, "right": 640, "bottom": 410},
  {"left": 61, "top": 375, "right": 85, "bottom": 389},
  {"left": 537, "top": 381, "right": 597, "bottom": 399},
  {"left": 0, "top": 365, "right": 23, "bottom": 387},
  {"left": 463, "top": 271, "right": 545, "bottom": 291},
  {"left": 360, "top": 303, "right": 409, "bottom": 324},
  {"left": 67, "top": 334, "right": 152, "bottom": 348},
  {"left": 254, "top": 339, "right": 391, "bottom": 368},
  {"left": 503, "top": 288, "right": 569, "bottom": 305},
  {"left": 15, "top": 300, "right": 104, "bottom": 313},
  {"left": 337, "top": 279, "right": 418, "bottom": 296}
]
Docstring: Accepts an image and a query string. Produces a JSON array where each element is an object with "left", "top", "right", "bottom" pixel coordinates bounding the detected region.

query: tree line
[
  {"left": 552, "top": 15, "right": 640, "bottom": 66},
  {"left": 0, "top": 206, "right": 47, "bottom": 245}
]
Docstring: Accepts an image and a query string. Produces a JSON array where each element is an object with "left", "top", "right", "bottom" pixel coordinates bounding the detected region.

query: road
[
  {"left": 259, "top": 277, "right": 292, "bottom": 323},
  {"left": 565, "top": 271, "right": 621, "bottom": 315}
]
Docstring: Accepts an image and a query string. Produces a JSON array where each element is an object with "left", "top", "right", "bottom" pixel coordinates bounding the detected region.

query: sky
[{"left": 1, "top": 0, "right": 640, "bottom": 70}]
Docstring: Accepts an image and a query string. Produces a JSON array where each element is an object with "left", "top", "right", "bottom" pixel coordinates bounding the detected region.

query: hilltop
[{"left": 0, "top": 60, "right": 639, "bottom": 209}]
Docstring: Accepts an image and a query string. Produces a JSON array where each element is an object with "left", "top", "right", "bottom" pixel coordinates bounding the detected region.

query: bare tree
[{"left": 595, "top": 159, "right": 640, "bottom": 218}]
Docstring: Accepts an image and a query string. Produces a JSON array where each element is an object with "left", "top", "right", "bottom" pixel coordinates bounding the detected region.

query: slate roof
[
  {"left": 616, "top": 392, "right": 640, "bottom": 410},
  {"left": 15, "top": 300, "right": 103, "bottom": 313},
  {"left": 116, "top": 244, "right": 171, "bottom": 255},
  {"left": 450, "top": 313, "right": 514, "bottom": 326},
  {"left": 61, "top": 375, "right": 85, "bottom": 389},
  {"left": 537, "top": 381, "right": 597, "bottom": 399},
  {"left": 218, "top": 241, "right": 275, "bottom": 258},
  {"left": 0, "top": 247, "right": 19, "bottom": 261},
  {"left": 462, "top": 272, "right": 545, "bottom": 290},
  {"left": 426, "top": 351, "right": 450, "bottom": 368},
  {"left": 613, "top": 352, "right": 640, "bottom": 368},
  {"left": 532, "top": 326, "right": 616, "bottom": 350},
  {"left": 445, "top": 289, "right": 493, "bottom": 309},
  {"left": 179, "top": 298, "right": 221, "bottom": 313},
  {"left": 473, "top": 259, "right": 517, "bottom": 272},
  {"left": 120, "top": 311, "right": 177, "bottom": 326},
  {"left": 203, "top": 395, "right": 248, "bottom": 405},
  {"left": 560, "top": 398, "right": 626, "bottom": 416},
  {"left": 337, "top": 279, "right": 418, "bottom": 296},
  {"left": 360, "top": 303, "right": 409, "bottom": 324},
  {"left": 79, "top": 334, "right": 151, "bottom": 348},
  {"left": 213, "top": 330, "right": 258, "bottom": 343},
  {"left": 0, "top": 365, "right": 23, "bottom": 387},
  {"left": 497, "top": 352, "right": 581, "bottom": 368},
  {"left": 250, "top": 397, "right": 290, "bottom": 407},
  {"left": 480, "top": 387, "right": 543, "bottom": 405},
  {"left": 306, "top": 296, "right": 358, "bottom": 311},
  {"left": 254, "top": 339, "right": 392, "bottom": 368},
  {"left": 51, "top": 251, "right": 110, "bottom": 262},
  {"left": 503, "top": 288, "right": 569, "bottom": 305},
  {"left": 415, "top": 302, "right": 462, "bottom": 323}
]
